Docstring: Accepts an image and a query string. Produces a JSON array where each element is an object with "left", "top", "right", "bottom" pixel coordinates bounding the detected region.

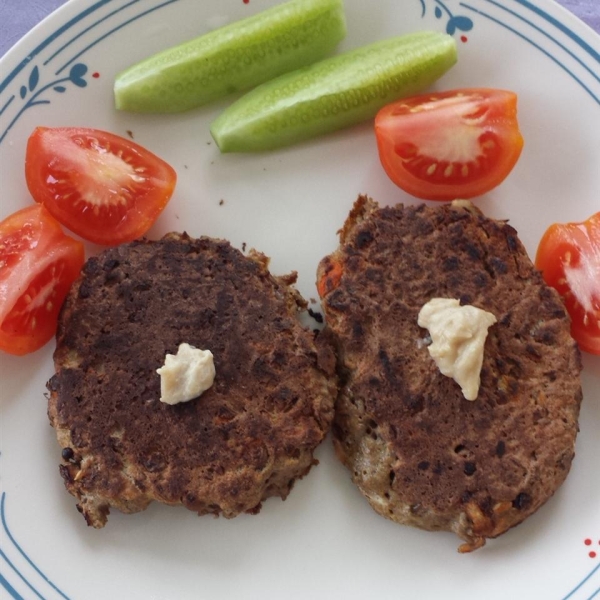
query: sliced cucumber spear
[
  {"left": 114, "top": 0, "right": 346, "bottom": 113},
  {"left": 210, "top": 31, "right": 457, "bottom": 152}
]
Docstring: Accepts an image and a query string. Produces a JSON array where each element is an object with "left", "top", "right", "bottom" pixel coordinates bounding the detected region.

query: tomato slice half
[
  {"left": 0, "top": 205, "right": 85, "bottom": 355},
  {"left": 535, "top": 212, "right": 600, "bottom": 355},
  {"left": 25, "top": 127, "right": 177, "bottom": 246},
  {"left": 374, "top": 88, "right": 524, "bottom": 201}
]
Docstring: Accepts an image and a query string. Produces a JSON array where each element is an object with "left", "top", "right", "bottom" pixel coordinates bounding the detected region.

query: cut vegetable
[
  {"left": 535, "top": 212, "right": 600, "bottom": 355},
  {"left": 25, "top": 127, "right": 177, "bottom": 246},
  {"left": 375, "top": 88, "right": 524, "bottom": 200},
  {"left": 317, "top": 257, "right": 343, "bottom": 298},
  {"left": 0, "top": 205, "right": 84, "bottom": 356},
  {"left": 114, "top": 0, "right": 347, "bottom": 113},
  {"left": 210, "top": 31, "right": 457, "bottom": 152}
]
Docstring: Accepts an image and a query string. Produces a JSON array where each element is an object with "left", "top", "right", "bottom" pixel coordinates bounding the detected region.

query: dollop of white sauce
[
  {"left": 156, "top": 343, "right": 215, "bottom": 405},
  {"left": 418, "top": 298, "right": 497, "bottom": 401}
]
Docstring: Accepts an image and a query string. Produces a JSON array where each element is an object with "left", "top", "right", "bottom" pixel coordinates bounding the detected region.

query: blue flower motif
[
  {"left": 446, "top": 15, "right": 474, "bottom": 35},
  {"left": 69, "top": 63, "right": 88, "bottom": 88},
  {"left": 0, "top": 62, "right": 90, "bottom": 144},
  {"left": 29, "top": 65, "right": 40, "bottom": 92},
  {"left": 422, "top": 0, "right": 474, "bottom": 38}
]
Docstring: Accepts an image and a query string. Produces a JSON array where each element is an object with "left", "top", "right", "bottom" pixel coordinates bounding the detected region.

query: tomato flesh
[
  {"left": 25, "top": 127, "right": 177, "bottom": 245},
  {"left": 375, "top": 88, "right": 524, "bottom": 201},
  {"left": 535, "top": 212, "right": 600, "bottom": 355},
  {"left": 0, "top": 205, "right": 85, "bottom": 355}
]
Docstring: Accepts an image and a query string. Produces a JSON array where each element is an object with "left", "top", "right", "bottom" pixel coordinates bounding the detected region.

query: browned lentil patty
[
  {"left": 48, "top": 233, "right": 337, "bottom": 528},
  {"left": 317, "top": 196, "right": 582, "bottom": 552}
]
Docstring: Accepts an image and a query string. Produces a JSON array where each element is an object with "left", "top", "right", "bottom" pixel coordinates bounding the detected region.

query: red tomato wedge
[
  {"left": 374, "top": 88, "right": 524, "bottom": 201},
  {"left": 0, "top": 205, "right": 85, "bottom": 355},
  {"left": 25, "top": 127, "right": 177, "bottom": 245},
  {"left": 535, "top": 212, "right": 600, "bottom": 355}
]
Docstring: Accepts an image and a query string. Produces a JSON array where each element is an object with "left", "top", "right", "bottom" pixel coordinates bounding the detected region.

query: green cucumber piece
[
  {"left": 114, "top": 0, "right": 346, "bottom": 113},
  {"left": 210, "top": 31, "right": 457, "bottom": 152}
]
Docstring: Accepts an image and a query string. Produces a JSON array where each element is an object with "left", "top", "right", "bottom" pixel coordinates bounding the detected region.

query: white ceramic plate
[{"left": 1, "top": 1, "right": 599, "bottom": 599}]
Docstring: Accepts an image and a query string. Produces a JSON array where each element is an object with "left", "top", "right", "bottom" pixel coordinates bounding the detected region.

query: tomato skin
[
  {"left": 25, "top": 127, "right": 177, "bottom": 246},
  {"left": 535, "top": 212, "right": 600, "bottom": 355},
  {"left": 0, "top": 205, "right": 85, "bottom": 355},
  {"left": 374, "top": 88, "right": 524, "bottom": 201}
]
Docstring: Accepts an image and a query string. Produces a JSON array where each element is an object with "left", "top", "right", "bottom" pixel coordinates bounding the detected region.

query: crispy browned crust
[
  {"left": 318, "top": 196, "right": 583, "bottom": 552},
  {"left": 48, "top": 233, "right": 337, "bottom": 527}
]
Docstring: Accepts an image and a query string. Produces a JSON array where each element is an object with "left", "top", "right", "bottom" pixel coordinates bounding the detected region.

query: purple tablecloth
[{"left": 0, "top": 0, "right": 599, "bottom": 59}]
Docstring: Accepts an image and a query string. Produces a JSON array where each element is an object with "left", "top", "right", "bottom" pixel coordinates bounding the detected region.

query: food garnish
[
  {"left": 25, "top": 127, "right": 177, "bottom": 246},
  {"left": 535, "top": 212, "right": 600, "bottom": 355},
  {"left": 114, "top": 0, "right": 347, "bottom": 113},
  {"left": 0, "top": 205, "right": 84, "bottom": 356},
  {"left": 211, "top": 31, "right": 457, "bottom": 152},
  {"left": 374, "top": 88, "right": 524, "bottom": 200}
]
